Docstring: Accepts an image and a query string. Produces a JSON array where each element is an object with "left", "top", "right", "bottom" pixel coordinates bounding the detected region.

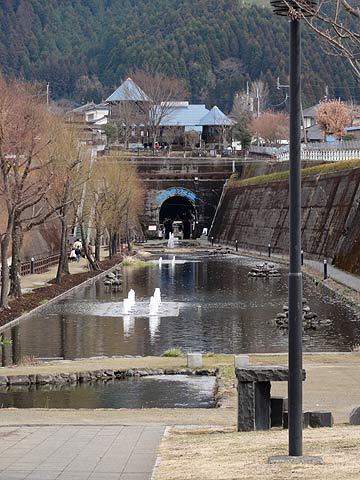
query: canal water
[
  {"left": 0, "top": 375, "right": 216, "bottom": 409},
  {"left": 2, "top": 254, "right": 360, "bottom": 361}
]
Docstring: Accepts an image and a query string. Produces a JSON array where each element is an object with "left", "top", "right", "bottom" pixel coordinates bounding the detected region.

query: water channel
[
  {"left": 3, "top": 254, "right": 360, "bottom": 362},
  {"left": 0, "top": 375, "right": 216, "bottom": 409}
]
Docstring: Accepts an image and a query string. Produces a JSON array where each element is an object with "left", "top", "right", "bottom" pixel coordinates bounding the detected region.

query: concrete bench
[{"left": 235, "top": 366, "right": 306, "bottom": 431}]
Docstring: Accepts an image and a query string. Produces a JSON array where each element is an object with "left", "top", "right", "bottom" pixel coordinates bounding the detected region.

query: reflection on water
[
  {"left": 0, "top": 375, "right": 216, "bottom": 409},
  {"left": 2, "top": 255, "right": 360, "bottom": 362}
]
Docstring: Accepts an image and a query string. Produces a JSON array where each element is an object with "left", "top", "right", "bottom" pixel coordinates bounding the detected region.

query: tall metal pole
[{"left": 288, "top": 17, "right": 303, "bottom": 457}]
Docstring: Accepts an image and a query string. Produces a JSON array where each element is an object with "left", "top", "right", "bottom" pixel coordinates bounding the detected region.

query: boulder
[
  {"left": 78, "top": 372, "right": 92, "bottom": 383},
  {"left": 308, "top": 411, "right": 333, "bottom": 428},
  {"left": 349, "top": 406, "right": 360, "bottom": 425},
  {"left": 36, "top": 374, "right": 54, "bottom": 385},
  {"left": 8, "top": 375, "right": 31, "bottom": 386},
  {"left": 0, "top": 376, "right": 8, "bottom": 386}
]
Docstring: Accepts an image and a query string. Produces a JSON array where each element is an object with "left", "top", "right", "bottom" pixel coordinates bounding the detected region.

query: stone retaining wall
[{"left": 211, "top": 167, "right": 360, "bottom": 274}]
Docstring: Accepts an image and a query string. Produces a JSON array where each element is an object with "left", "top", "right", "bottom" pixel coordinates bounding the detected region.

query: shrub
[{"left": 161, "top": 348, "right": 183, "bottom": 357}]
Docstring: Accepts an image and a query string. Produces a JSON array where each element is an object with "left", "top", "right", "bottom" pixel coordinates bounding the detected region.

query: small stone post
[
  {"left": 187, "top": 353, "right": 202, "bottom": 368},
  {"left": 234, "top": 355, "right": 249, "bottom": 368}
]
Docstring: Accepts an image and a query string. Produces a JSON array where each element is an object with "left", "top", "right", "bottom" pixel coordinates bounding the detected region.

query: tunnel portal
[{"left": 159, "top": 195, "right": 196, "bottom": 239}]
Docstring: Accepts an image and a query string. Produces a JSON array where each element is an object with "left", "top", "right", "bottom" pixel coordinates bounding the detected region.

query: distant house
[
  {"left": 66, "top": 102, "right": 97, "bottom": 124},
  {"left": 104, "top": 79, "right": 234, "bottom": 148},
  {"left": 197, "top": 106, "right": 235, "bottom": 145},
  {"left": 66, "top": 101, "right": 109, "bottom": 144},
  {"left": 303, "top": 102, "right": 360, "bottom": 143},
  {"left": 85, "top": 102, "right": 109, "bottom": 124}
]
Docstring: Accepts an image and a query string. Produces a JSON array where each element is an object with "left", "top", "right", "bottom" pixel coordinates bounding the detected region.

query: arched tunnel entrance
[{"left": 159, "top": 195, "right": 196, "bottom": 239}]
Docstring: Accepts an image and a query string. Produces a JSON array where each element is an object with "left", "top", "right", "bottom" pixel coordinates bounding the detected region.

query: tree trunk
[
  {"left": 95, "top": 231, "right": 101, "bottom": 262},
  {"left": 108, "top": 228, "right": 112, "bottom": 259},
  {"left": 0, "top": 216, "right": 14, "bottom": 309},
  {"left": 9, "top": 217, "right": 23, "bottom": 298},
  {"left": 79, "top": 223, "right": 98, "bottom": 271},
  {"left": 111, "top": 233, "right": 117, "bottom": 256},
  {"left": 56, "top": 214, "right": 70, "bottom": 284}
]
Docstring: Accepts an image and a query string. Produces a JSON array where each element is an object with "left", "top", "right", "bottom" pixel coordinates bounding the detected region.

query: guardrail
[{"left": 20, "top": 254, "right": 60, "bottom": 276}]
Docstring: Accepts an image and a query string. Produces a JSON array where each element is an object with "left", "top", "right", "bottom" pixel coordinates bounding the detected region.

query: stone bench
[{"left": 235, "top": 366, "right": 306, "bottom": 431}]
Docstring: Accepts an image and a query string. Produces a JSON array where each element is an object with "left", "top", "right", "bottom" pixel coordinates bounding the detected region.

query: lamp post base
[{"left": 268, "top": 455, "right": 324, "bottom": 465}]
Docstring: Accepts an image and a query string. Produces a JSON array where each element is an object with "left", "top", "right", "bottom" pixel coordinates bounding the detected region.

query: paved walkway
[
  {"left": 212, "top": 241, "right": 360, "bottom": 293},
  {"left": 21, "top": 247, "right": 108, "bottom": 293},
  {"left": 0, "top": 425, "right": 164, "bottom": 480},
  {"left": 305, "top": 258, "right": 360, "bottom": 293}
]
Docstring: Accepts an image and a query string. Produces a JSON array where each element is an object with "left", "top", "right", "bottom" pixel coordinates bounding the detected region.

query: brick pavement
[{"left": 0, "top": 425, "right": 165, "bottom": 480}]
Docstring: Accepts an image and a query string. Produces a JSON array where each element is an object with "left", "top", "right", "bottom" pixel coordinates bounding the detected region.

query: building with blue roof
[{"left": 105, "top": 79, "right": 234, "bottom": 148}]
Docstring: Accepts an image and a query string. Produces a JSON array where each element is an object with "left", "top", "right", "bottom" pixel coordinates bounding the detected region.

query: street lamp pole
[
  {"left": 288, "top": 15, "right": 303, "bottom": 457},
  {"left": 270, "top": 0, "right": 317, "bottom": 457}
]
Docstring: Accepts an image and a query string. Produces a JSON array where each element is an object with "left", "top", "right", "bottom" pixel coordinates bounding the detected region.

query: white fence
[
  {"left": 250, "top": 140, "right": 360, "bottom": 163},
  {"left": 276, "top": 148, "right": 360, "bottom": 162}
]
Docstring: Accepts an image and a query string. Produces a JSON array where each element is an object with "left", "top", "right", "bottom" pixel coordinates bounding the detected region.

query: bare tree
[
  {"left": 96, "top": 159, "right": 143, "bottom": 257},
  {"left": 0, "top": 77, "right": 56, "bottom": 307},
  {"left": 287, "top": 1, "right": 360, "bottom": 78},
  {"left": 184, "top": 130, "right": 200, "bottom": 156},
  {"left": 251, "top": 111, "right": 290, "bottom": 145},
  {"left": 132, "top": 71, "right": 187, "bottom": 148},
  {"left": 316, "top": 100, "right": 352, "bottom": 140},
  {"left": 47, "top": 122, "right": 91, "bottom": 283}
]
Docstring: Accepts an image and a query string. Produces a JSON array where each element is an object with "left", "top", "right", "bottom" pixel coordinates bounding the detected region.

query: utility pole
[
  {"left": 46, "top": 82, "right": 50, "bottom": 108},
  {"left": 277, "top": 76, "right": 307, "bottom": 144}
]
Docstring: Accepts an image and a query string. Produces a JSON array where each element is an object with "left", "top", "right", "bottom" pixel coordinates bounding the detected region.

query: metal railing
[{"left": 20, "top": 253, "right": 60, "bottom": 276}]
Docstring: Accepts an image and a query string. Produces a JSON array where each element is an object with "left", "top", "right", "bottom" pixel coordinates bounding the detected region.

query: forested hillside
[{"left": 0, "top": 0, "right": 358, "bottom": 110}]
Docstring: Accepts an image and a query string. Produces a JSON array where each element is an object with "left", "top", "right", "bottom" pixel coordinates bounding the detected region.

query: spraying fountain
[
  {"left": 154, "top": 288, "right": 161, "bottom": 304},
  {"left": 172, "top": 256, "right": 176, "bottom": 266},
  {"left": 158, "top": 257, "right": 163, "bottom": 267},
  {"left": 128, "top": 289, "right": 136, "bottom": 307},
  {"left": 123, "top": 298, "right": 131, "bottom": 314},
  {"left": 149, "top": 296, "right": 159, "bottom": 316}
]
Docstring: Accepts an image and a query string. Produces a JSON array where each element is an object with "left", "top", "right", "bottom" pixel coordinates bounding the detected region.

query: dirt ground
[{"left": 154, "top": 425, "right": 360, "bottom": 480}]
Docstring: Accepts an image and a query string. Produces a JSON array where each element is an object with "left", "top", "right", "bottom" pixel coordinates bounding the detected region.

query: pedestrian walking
[
  {"left": 73, "top": 238, "right": 82, "bottom": 263},
  {"left": 69, "top": 248, "right": 77, "bottom": 262}
]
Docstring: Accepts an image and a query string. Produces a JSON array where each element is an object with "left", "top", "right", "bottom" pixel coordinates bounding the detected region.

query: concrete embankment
[{"left": 210, "top": 161, "right": 360, "bottom": 275}]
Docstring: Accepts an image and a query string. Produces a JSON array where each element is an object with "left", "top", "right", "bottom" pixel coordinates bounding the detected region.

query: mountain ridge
[{"left": 0, "top": 0, "right": 357, "bottom": 110}]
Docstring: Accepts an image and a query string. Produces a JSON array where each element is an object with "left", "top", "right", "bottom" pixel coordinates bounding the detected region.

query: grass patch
[
  {"left": 122, "top": 256, "right": 156, "bottom": 267},
  {"left": 161, "top": 348, "right": 184, "bottom": 357},
  {"left": 229, "top": 159, "right": 360, "bottom": 188},
  {"left": 154, "top": 426, "right": 360, "bottom": 480}
]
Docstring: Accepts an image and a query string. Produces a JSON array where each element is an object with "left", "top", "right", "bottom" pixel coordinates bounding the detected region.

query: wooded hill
[{"left": 0, "top": 0, "right": 358, "bottom": 111}]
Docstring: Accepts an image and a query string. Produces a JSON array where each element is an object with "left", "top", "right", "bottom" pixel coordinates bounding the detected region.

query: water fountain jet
[
  {"left": 123, "top": 298, "right": 131, "bottom": 314},
  {"left": 128, "top": 289, "right": 136, "bottom": 307},
  {"left": 154, "top": 288, "right": 161, "bottom": 304},
  {"left": 149, "top": 296, "right": 159, "bottom": 316}
]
